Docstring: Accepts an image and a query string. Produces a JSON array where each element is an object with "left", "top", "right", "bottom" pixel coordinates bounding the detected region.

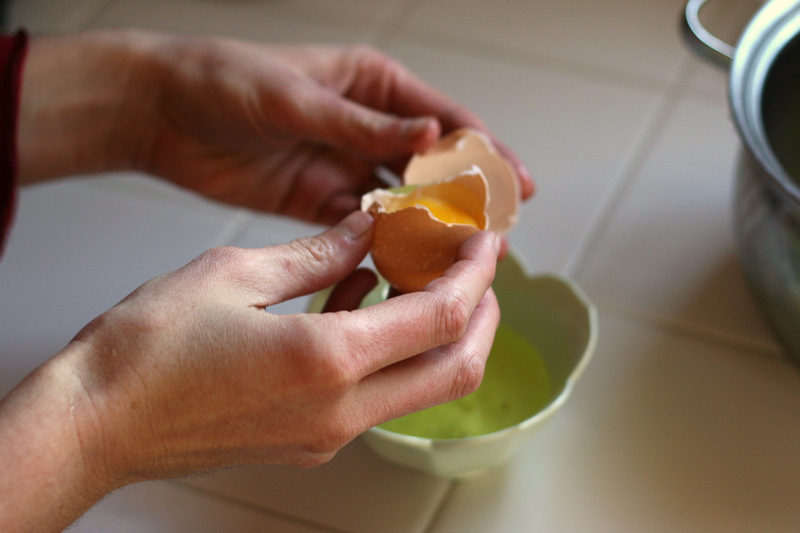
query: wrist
[
  {"left": 16, "top": 30, "right": 163, "bottom": 184},
  {"left": 0, "top": 342, "right": 119, "bottom": 531}
]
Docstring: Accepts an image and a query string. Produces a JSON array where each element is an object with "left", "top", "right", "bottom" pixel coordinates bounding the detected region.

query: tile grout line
[
  {"left": 383, "top": 26, "right": 673, "bottom": 96},
  {"left": 366, "top": 0, "right": 427, "bottom": 49},
  {"left": 168, "top": 480, "right": 348, "bottom": 533},
  {"left": 60, "top": 0, "right": 117, "bottom": 31},
  {"left": 601, "top": 302, "right": 785, "bottom": 361},
  {"left": 421, "top": 480, "right": 457, "bottom": 533},
  {"left": 562, "top": 53, "right": 782, "bottom": 361},
  {"left": 566, "top": 58, "right": 699, "bottom": 280}
]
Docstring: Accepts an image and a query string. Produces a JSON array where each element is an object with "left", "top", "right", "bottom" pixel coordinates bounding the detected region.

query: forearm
[
  {"left": 0, "top": 345, "right": 114, "bottom": 532},
  {"left": 16, "top": 30, "right": 161, "bottom": 184}
]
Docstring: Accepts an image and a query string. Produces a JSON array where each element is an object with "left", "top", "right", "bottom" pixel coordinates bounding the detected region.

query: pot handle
[{"left": 682, "top": 0, "right": 735, "bottom": 68}]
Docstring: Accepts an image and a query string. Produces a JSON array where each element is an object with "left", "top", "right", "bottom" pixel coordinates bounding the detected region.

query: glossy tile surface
[
  {"left": 400, "top": 0, "right": 688, "bottom": 86},
  {"left": 0, "top": 176, "right": 237, "bottom": 393},
  {"left": 383, "top": 39, "right": 664, "bottom": 274},
  {"left": 3, "top": 0, "right": 800, "bottom": 532},
  {"left": 431, "top": 311, "right": 800, "bottom": 533},
  {"left": 179, "top": 439, "right": 450, "bottom": 533},
  {"left": 5, "top": 0, "right": 111, "bottom": 31},
  {"left": 91, "top": 0, "right": 383, "bottom": 43},
  {"left": 75, "top": 480, "right": 331, "bottom": 533},
  {"left": 577, "top": 92, "right": 780, "bottom": 353}
]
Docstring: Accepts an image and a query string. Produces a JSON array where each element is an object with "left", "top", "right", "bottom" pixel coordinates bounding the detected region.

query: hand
[
  {"left": 18, "top": 31, "right": 534, "bottom": 223},
  {"left": 0, "top": 210, "right": 500, "bottom": 531},
  {"left": 137, "top": 36, "right": 534, "bottom": 223},
  {"left": 73, "top": 211, "right": 498, "bottom": 474}
]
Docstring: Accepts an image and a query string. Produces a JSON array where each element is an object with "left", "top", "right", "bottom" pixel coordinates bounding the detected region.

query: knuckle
[
  {"left": 190, "top": 246, "right": 250, "bottom": 276},
  {"left": 306, "top": 416, "right": 358, "bottom": 456},
  {"left": 189, "top": 246, "right": 267, "bottom": 289},
  {"left": 196, "top": 245, "right": 243, "bottom": 265},
  {"left": 296, "top": 320, "right": 361, "bottom": 394},
  {"left": 344, "top": 44, "right": 405, "bottom": 104},
  {"left": 448, "top": 351, "right": 486, "bottom": 401},
  {"left": 315, "top": 356, "right": 359, "bottom": 396},
  {"left": 287, "top": 235, "right": 336, "bottom": 274},
  {"left": 434, "top": 288, "right": 473, "bottom": 344},
  {"left": 348, "top": 44, "right": 389, "bottom": 67}
]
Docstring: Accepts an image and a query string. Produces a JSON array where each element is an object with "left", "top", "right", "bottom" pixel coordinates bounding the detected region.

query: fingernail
[
  {"left": 519, "top": 165, "right": 535, "bottom": 198},
  {"left": 400, "top": 116, "right": 435, "bottom": 138},
  {"left": 338, "top": 210, "right": 374, "bottom": 241},
  {"left": 492, "top": 233, "right": 502, "bottom": 255}
]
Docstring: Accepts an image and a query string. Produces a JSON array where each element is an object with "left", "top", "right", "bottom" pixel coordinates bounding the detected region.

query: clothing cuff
[{"left": 0, "top": 29, "right": 29, "bottom": 257}]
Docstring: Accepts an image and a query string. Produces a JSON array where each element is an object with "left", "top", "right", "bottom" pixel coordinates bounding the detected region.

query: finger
[
  {"left": 351, "top": 288, "right": 501, "bottom": 426},
  {"left": 342, "top": 72, "right": 535, "bottom": 202},
  {"left": 490, "top": 137, "right": 535, "bottom": 200},
  {"left": 344, "top": 50, "right": 487, "bottom": 135},
  {"left": 498, "top": 236, "right": 509, "bottom": 262},
  {"left": 322, "top": 268, "right": 378, "bottom": 313},
  {"left": 321, "top": 230, "right": 501, "bottom": 376},
  {"left": 304, "top": 90, "right": 442, "bottom": 160},
  {"left": 379, "top": 66, "right": 535, "bottom": 201},
  {"left": 275, "top": 148, "right": 383, "bottom": 226},
  {"left": 248, "top": 210, "right": 374, "bottom": 306}
]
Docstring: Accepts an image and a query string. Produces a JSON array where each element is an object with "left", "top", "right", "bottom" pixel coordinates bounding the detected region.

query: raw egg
[{"left": 361, "top": 128, "right": 520, "bottom": 293}]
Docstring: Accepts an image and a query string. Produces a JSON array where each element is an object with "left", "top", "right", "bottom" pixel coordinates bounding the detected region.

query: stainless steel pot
[{"left": 684, "top": 0, "right": 800, "bottom": 360}]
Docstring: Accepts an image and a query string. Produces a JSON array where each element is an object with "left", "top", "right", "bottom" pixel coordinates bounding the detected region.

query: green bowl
[{"left": 309, "top": 252, "right": 597, "bottom": 477}]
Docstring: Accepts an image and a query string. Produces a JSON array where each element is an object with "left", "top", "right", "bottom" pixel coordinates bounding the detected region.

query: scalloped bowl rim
[
  {"left": 364, "top": 259, "right": 597, "bottom": 450},
  {"left": 307, "top": 250, "right": 597, "bottom": 474}
]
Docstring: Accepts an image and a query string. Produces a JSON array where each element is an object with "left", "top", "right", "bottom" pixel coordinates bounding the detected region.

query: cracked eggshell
[
  {"left": 404, "top": 128, "right": 519, "bottom": 234},
  {"left": 362, "top": 169, "right": 489, "bottom": 294}
]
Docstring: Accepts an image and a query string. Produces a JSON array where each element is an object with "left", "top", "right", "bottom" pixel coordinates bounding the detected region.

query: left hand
[
  {"left": 18, "top": 31, "right": 534, "bottom": 224},
  {"left": 137, "top": 36, "right": 533, "bottom": 224}
]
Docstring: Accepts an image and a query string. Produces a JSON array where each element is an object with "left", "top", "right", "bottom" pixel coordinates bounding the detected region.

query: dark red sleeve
[{"left": 0, "top": 29, "right": 28, "bottom": 258}]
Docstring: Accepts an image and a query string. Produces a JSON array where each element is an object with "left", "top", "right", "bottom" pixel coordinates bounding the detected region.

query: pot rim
[{"left": 729, "top": 0, "right": 800, "bottom": 207}]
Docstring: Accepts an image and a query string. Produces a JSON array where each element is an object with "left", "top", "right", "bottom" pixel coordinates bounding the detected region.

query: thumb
[
  {"left": 306, "top": 91, "right": 441, "bottom": 159},
  {"left": 256, "top": 210, "right": 374, "bottom": 305}
]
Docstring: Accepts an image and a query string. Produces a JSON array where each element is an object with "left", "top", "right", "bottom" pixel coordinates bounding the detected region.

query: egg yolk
[{"left": 400, "top": 196, "right": 478, "bottom": 226}]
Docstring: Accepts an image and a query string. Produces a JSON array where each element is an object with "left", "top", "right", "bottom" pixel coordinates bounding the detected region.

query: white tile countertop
[{"left": 2, "top": 0, "right": 800, "bottom": 531}]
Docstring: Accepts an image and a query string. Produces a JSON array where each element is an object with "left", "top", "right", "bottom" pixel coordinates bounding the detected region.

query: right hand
[{"left": 59, "top": 211, "right": 501, "bottom": 485}]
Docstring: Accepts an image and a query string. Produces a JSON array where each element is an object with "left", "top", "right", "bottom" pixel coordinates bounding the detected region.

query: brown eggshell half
[
  {"left": 362, "top": 169, "right": 489, "bottom": 293},
  {"left": 404, "top": 128, "right": 519, "bottom": 234}
]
